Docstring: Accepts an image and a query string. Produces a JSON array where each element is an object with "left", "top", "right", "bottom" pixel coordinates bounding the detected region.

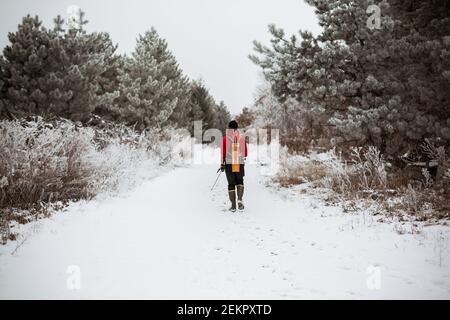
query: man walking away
[{"left": 220, "top": 120, "right": 248, "bottom": 212}]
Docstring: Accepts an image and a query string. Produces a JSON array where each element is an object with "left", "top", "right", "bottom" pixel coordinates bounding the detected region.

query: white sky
[{"left": 0, "top": 0, "right": 320, "bottom": 115}]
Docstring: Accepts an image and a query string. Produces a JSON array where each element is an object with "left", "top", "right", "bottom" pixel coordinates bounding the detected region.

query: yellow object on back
[{"left": 231, "top": 142, "right": 240, "bottom": 172}]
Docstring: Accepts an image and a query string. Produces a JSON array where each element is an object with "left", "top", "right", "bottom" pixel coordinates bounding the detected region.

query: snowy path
[{"left": 1, "top": 151, "right": 450, "bottom": 299}]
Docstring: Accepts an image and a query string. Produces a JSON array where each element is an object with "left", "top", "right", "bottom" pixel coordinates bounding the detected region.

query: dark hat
[{"left": 228, "top": 120, "right": 238, "bottom": 129}]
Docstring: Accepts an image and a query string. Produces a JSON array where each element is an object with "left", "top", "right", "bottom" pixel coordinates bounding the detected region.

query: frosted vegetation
[
  {"left": 0, "top": 15, "right": 230, "bottom": 130},
  {"left": 1, "top": 1, "right": 449, "bottom": 243},
  {"left": 0, "top": 117, "right": 191, "bottom": 241},
  {"left": 240, "top": 0, "right": 450, "bottom": 224},
  {"left": 0, "top": 11, "right": 228, "bottom": 242},
  {"left": 272, "top": 145, "right": 450, "bottom": 225},
  {"left": 0, "top": 2, "right": 449, "bottom": 299},
  {"left": 249, "top": 1, "right": 450, "bottom": 156}
]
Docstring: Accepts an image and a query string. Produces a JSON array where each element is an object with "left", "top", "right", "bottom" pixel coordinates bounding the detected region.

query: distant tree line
[{"left": 0, "top": 12, "right": 230, "bottom": 132}]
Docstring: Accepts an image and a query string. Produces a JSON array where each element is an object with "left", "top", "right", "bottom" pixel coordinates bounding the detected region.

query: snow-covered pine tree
[
  {"left": 212, "top": 100, "right": 231, "bottom": 133},
  {"left": 382, "top": 0, "right": 450, "bottom": 149},
  {"left": 115, "top": 28, "right": 189, "bottom": 130},
  {"left": 59, "top": 11, "right": 120, "bottom": 121},
  {"left": 317, "top": 0, "right": 450, "bottom": 155},
  {"left": 184, "top": 80, "right": 231, "bottom": 134},
  {"left": 1, "top": 15, "right": 54, "bottom": 118},
  {"left": 187, "top": 80, "right": 216, "bottom": 132},
  {"left": 303, "top": 0, "right": 399, "bottom": 154},
  {"left": 0, "top": 54, "right": 8, "bottom": 119},
  {"left": 251, "top": 0, "right": 450, "bottom": 157},
  {"left": 0, "top": 13, "right": 120, "bottom": 122},
  {"left": 250, "top": 24, "right": 331, "bottom": 147}
]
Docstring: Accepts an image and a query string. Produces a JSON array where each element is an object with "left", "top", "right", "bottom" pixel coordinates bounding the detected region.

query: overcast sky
[{"left": 0, "top": 0, "right": 320, "bottom": 115}]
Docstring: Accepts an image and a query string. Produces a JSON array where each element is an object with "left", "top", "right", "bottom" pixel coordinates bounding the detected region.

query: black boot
[
  {"left": 237, "top": 184, "right": 244, "bottom": 211},
  {"left": 228, "top": 189, "right": 237, "bottom": 212}
]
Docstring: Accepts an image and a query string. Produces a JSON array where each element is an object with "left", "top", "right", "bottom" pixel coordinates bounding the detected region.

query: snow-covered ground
[{"left": 0, "top": 147, "right": 449, "bottom": 299}]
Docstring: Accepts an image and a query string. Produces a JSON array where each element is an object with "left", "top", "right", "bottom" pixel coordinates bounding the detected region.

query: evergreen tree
[
  {"left": 251, "top": 0, "right": 450, "bottom": 156},
  {"left": 185, "top": 80, "right": 231, "bottom": 134},
  {"left": 0, "top": 13, "right": 120, "bottom": 121},
  {"left": 1, "top": 15, "right": 56, "bottom": 118},
  {"left": 382, "top": 0, "right": 450, "bottom": 147},
  {"left": 0, "top": 14, "right": 229, "bottom": 132},
  {"left": 114, "top": 28, "right": 190, "bottom": 130},
  {"left": 0, "top": 54, "right": 7, "bottom": 119},
  {"left": 187, "top": 80, "right": 215, "bottom": 132},
  {"left": 213, "top": 100, "right": 231, "bottom": 133}
]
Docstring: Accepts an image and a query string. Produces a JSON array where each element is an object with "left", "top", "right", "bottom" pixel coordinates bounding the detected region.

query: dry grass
[
  {"left": 274, "top": 145, "right": 450, "bottom": 222},
  {"left": 0, "top": 119, "right": 97, "bottom": 210},
  {"left": 274, "top": 152, "right": 328, "bottom": 187},
  {"left": 381, "top": 180, "right": 450, "bottom": 221},
  {"left": 320, "top": 147, "right": 387, "bottom": 196}
]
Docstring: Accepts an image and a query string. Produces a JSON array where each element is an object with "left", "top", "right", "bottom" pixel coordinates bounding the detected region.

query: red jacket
[{"left": 221, "top": 130, "right": 248, "bottom": 164}]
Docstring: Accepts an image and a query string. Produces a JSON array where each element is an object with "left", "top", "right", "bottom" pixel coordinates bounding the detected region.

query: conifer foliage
[
  {"left": 113, "top": 28, "right": 190, "bottom": 130},
  {"left": 250, "top": 0, "right": 450, "bottom": 157},
  {"left": 0, "top": 14, "right": 119, "bottom": 121},
  {"left": 187, "top": 80, "right": 230, "bottom": 133},
  {"left": 0, "top": 11, "right": 231, "bottom": 132}
]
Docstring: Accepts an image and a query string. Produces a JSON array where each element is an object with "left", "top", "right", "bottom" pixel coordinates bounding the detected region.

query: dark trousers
[{"left": 225, "top": 164, "right": 245, "bottom": 191}]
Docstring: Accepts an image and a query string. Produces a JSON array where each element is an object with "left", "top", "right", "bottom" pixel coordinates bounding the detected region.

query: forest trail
[{"left": 0, "top": 148, "right": 449, "bottom": 299}]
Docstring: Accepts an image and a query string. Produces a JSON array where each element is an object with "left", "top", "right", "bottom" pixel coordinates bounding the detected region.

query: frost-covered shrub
[
  {"left": 398, "top": 183, "right": 436, "bottom": 220},
  {"left": 274, "top": 148, "right": 328, "bottom": 187},
  {"left": 89, "top": 127, "right": 191, "bottom": 195},
  {"left": 352, "top": 147, "right": 387, "bottom": 191},
  {"left": 321, "top": 147, "right": 387, "bottom": 196},
  {"left": 391, "top": 183, "right": 449, "bottom": 221},
  {"left": 274, "top": 140, "right": 449, "bottom": 220},
  {"left": 247, "top": 82, "right": 330, "bottom": 153},
  {"left": 0, "top": 118, "right": 191, "bottom": 211},
  {"left": 0, "top": 119, "right": 97, "bottom": 209},
  {"left": 319, "top": 146, "right": 449, "bottom": 220}
]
